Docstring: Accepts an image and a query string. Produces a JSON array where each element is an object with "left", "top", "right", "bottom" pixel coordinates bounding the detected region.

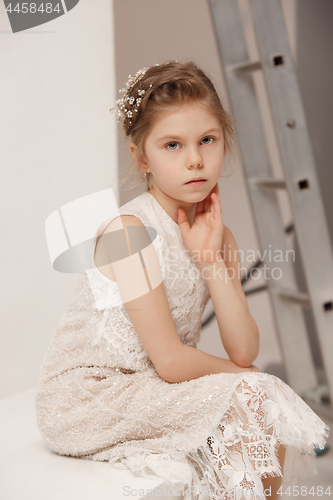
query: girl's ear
[{"left": 129, "top": 142, "right": 148, "bottom": 173}]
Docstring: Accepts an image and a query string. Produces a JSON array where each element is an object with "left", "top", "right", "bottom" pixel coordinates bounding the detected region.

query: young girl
[{"left": 36, "top": 61, "right": 329, "bottom": 500}]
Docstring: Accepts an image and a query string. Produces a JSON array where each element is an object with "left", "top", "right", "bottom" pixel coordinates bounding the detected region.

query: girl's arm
[
  {"left": 196, "top": 226, "right": 259, "bottom": 368},
  {"left": 95, "top": 214, "right": 259, "bottom": 384},
  {"left": 177, "top": 182, "right": 259, "bottom": 372},
  {"left": 125, "top": 277, "right": 258, "bottom": 383}
]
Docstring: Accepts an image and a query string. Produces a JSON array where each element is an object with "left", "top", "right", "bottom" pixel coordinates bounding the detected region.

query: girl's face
[{"left": 131, "top": 101, "right": 225, "bottom": 206}]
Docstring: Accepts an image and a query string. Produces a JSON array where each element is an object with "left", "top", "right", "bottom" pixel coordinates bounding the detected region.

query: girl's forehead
[
  {"left": 160, "top": 100, "right": 213, "bottom": 117},
  {"left": 150, "top": 102, "right": 220, "bottom": 130}
]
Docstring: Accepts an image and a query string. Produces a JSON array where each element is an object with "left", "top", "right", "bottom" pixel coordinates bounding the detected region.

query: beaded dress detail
[{"left": 35, "top": 191, "right": 329, "bottom": 500}]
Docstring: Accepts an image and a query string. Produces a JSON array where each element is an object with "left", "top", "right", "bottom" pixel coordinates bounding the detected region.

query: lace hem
[{"left": 78, "top": 373, "right": 329, "bottom": 500}]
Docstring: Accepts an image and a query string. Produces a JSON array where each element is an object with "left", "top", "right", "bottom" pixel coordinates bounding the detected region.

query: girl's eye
[
  {"left": 201, "top": 136, "right": 214, "bottom": 145},
  {"left": 166, "top": 142, "right": 180, "bottom": 151},
  {"left": 166, "top": 137, "right": 214, "bottom": 150}
]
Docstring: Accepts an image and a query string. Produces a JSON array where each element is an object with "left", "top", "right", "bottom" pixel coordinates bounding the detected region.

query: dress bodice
[{"left": 37, "top": 191, "right": 211, "bottom": 385}]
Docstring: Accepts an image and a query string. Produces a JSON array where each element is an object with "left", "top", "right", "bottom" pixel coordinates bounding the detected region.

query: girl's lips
[{"left": 185, "top": 180, "right": 207, "bottom": 186}]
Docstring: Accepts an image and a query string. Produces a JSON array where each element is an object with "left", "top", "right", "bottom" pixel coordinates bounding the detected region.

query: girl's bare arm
[{"left": 196, "top": 225, "right": 260, "bottom": 368}]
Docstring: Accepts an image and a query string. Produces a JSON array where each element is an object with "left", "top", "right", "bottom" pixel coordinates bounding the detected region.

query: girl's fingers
[
  {"left": 194, "top": 184, "right": 222, "bottom": 221},
  {"left": 212, "top": 191, "right": 221, "bottom": 210},
  {"left": 205, "top": 188, "right": 214, "bottom": 212},
  {"left": 212, "top": 192, "right": 218, "bottom": 215},
  {"left": 212, "top": 192, "right": 223, "bottom": 224},
  {"left": 177, "top": 207, "right": 191, "bottom": 234},
  {"left": 213, "top": 182, "right": 221, "bottom": 202}
]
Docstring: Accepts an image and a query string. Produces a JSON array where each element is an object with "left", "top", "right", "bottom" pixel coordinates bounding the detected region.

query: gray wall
[
  {"left": 297, "top": 0, "right": 333, "bottom": 246},
  {"left": 295, "top": 0, "right": 333, "bottom": 374}
]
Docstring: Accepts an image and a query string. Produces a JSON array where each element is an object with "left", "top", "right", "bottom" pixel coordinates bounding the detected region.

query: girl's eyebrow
[{"left": 157, "top": 127, "right": 221, "bottom": 143}]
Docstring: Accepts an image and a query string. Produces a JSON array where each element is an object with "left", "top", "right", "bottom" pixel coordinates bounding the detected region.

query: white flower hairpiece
[{"left": 110, "top": 64, "right": 160, "bottom": 129}]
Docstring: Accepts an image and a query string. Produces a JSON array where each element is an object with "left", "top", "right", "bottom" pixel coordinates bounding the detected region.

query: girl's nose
[{"left": 186, "top": 146, "right": 203, "bottom": 169}]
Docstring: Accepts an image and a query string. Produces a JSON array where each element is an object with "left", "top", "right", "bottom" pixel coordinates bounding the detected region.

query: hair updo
[{"left": 118, "top": 60, "right": 237, "bottom": 192}]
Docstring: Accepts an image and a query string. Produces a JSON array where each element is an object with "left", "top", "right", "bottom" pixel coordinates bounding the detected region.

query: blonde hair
[{"left": 118, "top": 60, "right": 238, "bottom": 193}]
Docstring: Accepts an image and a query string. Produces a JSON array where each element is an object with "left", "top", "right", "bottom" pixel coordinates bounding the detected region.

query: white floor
[{"left": 0, "top": 387, "right": 178, "bottom": 500}]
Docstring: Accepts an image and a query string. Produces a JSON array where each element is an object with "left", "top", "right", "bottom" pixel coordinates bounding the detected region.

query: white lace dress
[{"left": 35, "top": 191, "right": 329, "bottom": 500}]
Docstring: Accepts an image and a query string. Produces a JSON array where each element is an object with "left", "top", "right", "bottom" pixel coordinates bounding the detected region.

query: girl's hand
[
  {"left": 226, "top": 362, "right": 262, "bottom": 374},
  {"left": 236, "top": 364, "right": 262, "bottom": 374},
  {"left": 178, "top": 183, "right": 224, "bottom": 264}
]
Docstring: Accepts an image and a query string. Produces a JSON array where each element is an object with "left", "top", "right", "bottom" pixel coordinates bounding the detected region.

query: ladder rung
[
  {"left": 226, "top": 60, "right": 262, "bottom": 73},
  {"left": 248, "top": 177, "right": 287, "bottom": 189},
  {"left": 274, "top": 288, "right": 311, "bottom": 308}
]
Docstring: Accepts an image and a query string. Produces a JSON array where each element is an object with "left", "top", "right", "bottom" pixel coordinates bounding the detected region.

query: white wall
[{"left": 0, "top": 0, "right": 117, "bottom": 399}]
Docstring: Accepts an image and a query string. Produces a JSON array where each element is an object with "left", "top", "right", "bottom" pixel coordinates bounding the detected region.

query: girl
[{"left": 36, "top": 61, "right": 329, "bottom": 500}]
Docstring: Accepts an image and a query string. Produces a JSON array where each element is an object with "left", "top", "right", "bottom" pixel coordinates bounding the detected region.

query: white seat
[{"left": 0, "top": 387, "right": 182, "bottom": 500}]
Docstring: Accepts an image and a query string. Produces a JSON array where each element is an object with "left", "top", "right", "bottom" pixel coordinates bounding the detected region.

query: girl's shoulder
[
  {"left": 118, "top": 191, "right": 154, "bottom": 224},
  {"left": 93, "top": 191, "right": 171, "bottom": 291},
  {"left": 93, "top": 192, "right": 164, "bottom": 278},
  {"left": 94, "top": 192, "right": 154, "bottom": 240},
  {"left": 93, "top": 191, "right": 181, "bottom": 281},
  {"left": 117, "top": 191, "right": 180, "bottom": 238}
]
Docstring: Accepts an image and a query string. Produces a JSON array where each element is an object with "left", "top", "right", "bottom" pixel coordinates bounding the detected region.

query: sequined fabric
[{"left": 36, "top": 191, "right": 329, "bottom": 500}]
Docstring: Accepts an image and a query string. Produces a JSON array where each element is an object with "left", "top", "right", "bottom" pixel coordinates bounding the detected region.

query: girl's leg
[{"left": 261, "top": 444, "right": 286, "bottom": 500}]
